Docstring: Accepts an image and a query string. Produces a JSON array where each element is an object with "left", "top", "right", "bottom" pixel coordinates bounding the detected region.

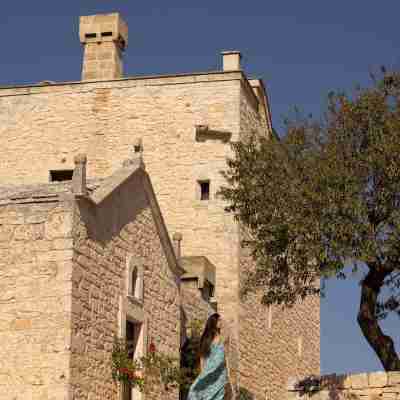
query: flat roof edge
[{"left": 0, "top": 70, "right": 245, "bottom": 91}]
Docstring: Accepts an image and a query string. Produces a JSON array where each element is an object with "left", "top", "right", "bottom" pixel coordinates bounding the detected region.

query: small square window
[
  {"left": 198, "top": 180, "right": 210, "bottom": 201},
  {"left": 50, "top": 170, "right": 73, "bottom": 182}
]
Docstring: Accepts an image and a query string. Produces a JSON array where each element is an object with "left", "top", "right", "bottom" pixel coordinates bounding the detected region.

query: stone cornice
[{"left": 0, "top": 71, "right": 243, "bottom": 96}]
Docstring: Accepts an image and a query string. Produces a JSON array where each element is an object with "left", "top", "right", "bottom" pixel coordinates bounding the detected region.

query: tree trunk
[{"left": 357, "top": 267, "right": 400, "bottom": 371}]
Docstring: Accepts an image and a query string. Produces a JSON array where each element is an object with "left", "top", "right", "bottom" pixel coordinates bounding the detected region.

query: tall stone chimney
[{"left": 79, "top": 13, "right": 128, "bottom": 81}]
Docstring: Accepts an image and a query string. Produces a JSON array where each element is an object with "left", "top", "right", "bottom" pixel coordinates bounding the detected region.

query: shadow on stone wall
[
  {"left": 289, "top": 372, "right": 400, "bottom": 400},
  {"left": 295, "top": 375, "right": 347, "bottom": 400},
  {"left": 238, "top": 387, "right": 255, "bottom": 400}
]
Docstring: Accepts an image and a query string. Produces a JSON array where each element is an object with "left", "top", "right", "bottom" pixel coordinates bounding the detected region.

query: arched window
[{"left": 127, "top": 257, "right": 144, "bottom": 302}]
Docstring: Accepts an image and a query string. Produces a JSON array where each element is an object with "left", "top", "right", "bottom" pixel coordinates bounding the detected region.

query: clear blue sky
[{"left": 1, "top": 0, "right": 399, "bottom": 375}]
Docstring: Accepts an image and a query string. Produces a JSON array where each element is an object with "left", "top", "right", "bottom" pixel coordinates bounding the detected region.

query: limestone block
[
  {"left": 382, "top": 387, "right": 399, "bottom": 394},
  {"left": 286, "top": 391, "right": 300, "bottom": 400},
  {"left": 2, "top": 213, "right": 24, "bottom": 225},
  {"left": 33, "top": 261, "right": 58, "bottom": 279},
  {"left": 351, "top": 374, "right": 369, "bottom": 389},
  {"left": 37, "top": 250, "right": 73, "bottom": 263},
  {"left": 381, "top": 394, "right": 397, "bottom": 400},
  {"left": 388, "top": 372, "right": 400, "bottom": 386},
  {"left": 25, "top": 213, "right": 48, "bottom": 224},
  {"left": 0, "top": 287, "right": 16, "bottom": 304},
  {"left": 368, "top": 388, "right": 384, "bottom": 400},
  {"left": 0, "top": 225, "right": 14, "bottom": 242},
  {"left": 343, "top": 375, "right": 353, "bottom": 389},
  {"left": 318, "top": 390, "right": 331, "bottom": 400},
  {"left": 45, "top": 212, "right": 72, "bottom": 239},
  {"left": 14, "top": 224, "right": 44, "bottom": 241},
  {"left": 52, "top": 238, "right": 73, "bottom": 250},
  {"left": 369, "top": 372, "right": 388, "bottom": 388},
  {"left": 349, "top": 389, "right": 369, "bottom": 399},
  {"left": 12, "top": 318, "right": 32, "bottom": 330}
]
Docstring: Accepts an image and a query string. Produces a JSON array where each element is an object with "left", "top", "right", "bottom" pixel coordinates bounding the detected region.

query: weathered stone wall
[
  {"left": 0, "top": 199, "right": 73, "bottom": 400},
  {"left": 287, "top": 372, "right": 400, "bottom": 400},
  {"left": 240, "top": 80, "right": 268, "bottom": 139},
  {"left": 70, "top": 171, "right": 181, "bottom": 400},
  {"left": 267, "top": 297, "right": 320, "bottom": 400},
  {"left": 0, "top": 68, "right": 320, "bottom": 400},
  {"left": 180, "top": 280, "right": 216, "bottom": 340},
  {"left": 0, "top": 72, "right": 244, "bottom": 330},
  {"left": 237, "top": 88, "right": 320, "bottom": 400},
  {"left": 238, "top": 249, "right": 320, "bottom": 400}
]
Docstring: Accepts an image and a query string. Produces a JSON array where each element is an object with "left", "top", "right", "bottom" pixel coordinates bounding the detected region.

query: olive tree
[{"left": 220, "top": 71, "right": 400, "bottom": 370}]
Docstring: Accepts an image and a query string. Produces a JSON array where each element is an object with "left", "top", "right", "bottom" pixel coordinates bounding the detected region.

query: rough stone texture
[
  {"left": 0, "top": 168, "right": 181, "bottom": 400},
  {"left": 71, "top": 170, "right": 181, "bottom": 400},
  {"left": 0, "top": 200, "right": 73, "bottom": 400},
  {"left": 237, "top": 78, "right": 321, "bottom": 400},
  {"left": 82, "top": 42, "right": 124, "bottom": 80},
  {"left": 369, "top": 372, "right": 388, "bottom": 388},
  {"left": 0, "top": 48, "right": 320, "bottom": 398},
  {"left": 0, "top": 71, "right": 251, "bottom": 332},
  {"left": 238, "top": 246, "right": 320, "bottom": 400},
  {"left": 287, "top": 372, "right": 400, "bottom": 400},
  {"left": 180, "top": 279, "right": 216, "bottom": 341}
]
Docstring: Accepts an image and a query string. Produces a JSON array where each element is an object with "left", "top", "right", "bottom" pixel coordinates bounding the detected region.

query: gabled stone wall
[{"left": 71, "top": 171, "right": 181, "bottom": 400}]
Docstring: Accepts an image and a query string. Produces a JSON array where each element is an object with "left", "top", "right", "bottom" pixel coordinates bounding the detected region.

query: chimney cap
[
  {"left": 221, "top": 50, "right": 242, "bottom": 56},
  {"left": 79, "top": 12, "right": 128, "bottom": 49},
  {"left": 221, "top": 50, "right": 242, "bottom": 71}
]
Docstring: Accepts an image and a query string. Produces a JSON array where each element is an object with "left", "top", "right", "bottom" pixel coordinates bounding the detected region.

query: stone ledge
[
  {"left": 181, "top": 256, "right": 216, "bottom": 289},
  {"left": 287, "top": 372, "right": 400, "bottom": 400},
  {"left": 369, "top": 372, "right": 388, "bottom": 388},
  {"left": 0, "top": 70, "right": 243, "bottom": 95}
]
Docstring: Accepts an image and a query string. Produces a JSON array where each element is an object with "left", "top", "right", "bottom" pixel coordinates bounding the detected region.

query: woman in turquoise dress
[{"left": 187, "top": 313, "right": 230, "bottom": 400}]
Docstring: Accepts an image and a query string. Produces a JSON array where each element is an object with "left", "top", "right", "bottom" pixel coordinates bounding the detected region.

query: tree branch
[{"left": 357, "top": 266, "right": 400, "bottom": 371}]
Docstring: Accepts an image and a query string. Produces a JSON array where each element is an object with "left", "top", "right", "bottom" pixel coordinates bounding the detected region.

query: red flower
[{"left": 149, "top": 342, "right": 156, "bottom": 353}]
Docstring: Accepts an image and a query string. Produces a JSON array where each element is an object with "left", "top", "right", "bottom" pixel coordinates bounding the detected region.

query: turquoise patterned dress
[{"left": 187, "top": 342, "right": 227, "bottom": 400}]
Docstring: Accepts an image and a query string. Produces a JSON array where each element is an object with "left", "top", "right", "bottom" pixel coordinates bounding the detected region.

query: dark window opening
[
  {"left": 203, "top": 281, "right": 215, "bottom": 300},
  {"left": 85, "top": 33, "right": 97, "bottom": 39},
  {"left": 101, "top": 31, "right": 113, "bottom": 37},
  {"left": 199, "top": 181, "right": 210, "bottom": 201},
  {"left": 131, "top": 268, "right": 138, "bottom": 297},
  {"left": 208, "top": 283, "right": 215, "bottom": 298},
  {"left": 50, "top": 170, "right": 73, "bottom": 182}
]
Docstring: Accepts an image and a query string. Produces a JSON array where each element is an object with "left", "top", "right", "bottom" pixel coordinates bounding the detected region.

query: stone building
[{"left": 0, "top": 12, "right": 320, "bottom": 400}]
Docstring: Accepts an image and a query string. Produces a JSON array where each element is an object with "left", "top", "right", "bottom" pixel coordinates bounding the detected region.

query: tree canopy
[{"left": 221, "top": 70, "right": 400, "bottom": 371}]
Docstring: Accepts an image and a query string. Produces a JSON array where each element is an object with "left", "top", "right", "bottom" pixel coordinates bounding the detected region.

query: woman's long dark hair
[{"left": 199, "top": 313, "right": 220, "bottom": 359}]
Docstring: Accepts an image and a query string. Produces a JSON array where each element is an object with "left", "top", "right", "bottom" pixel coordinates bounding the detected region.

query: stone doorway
[{"left": 122, "top": 319, "right": 143, "bottom": 400}]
